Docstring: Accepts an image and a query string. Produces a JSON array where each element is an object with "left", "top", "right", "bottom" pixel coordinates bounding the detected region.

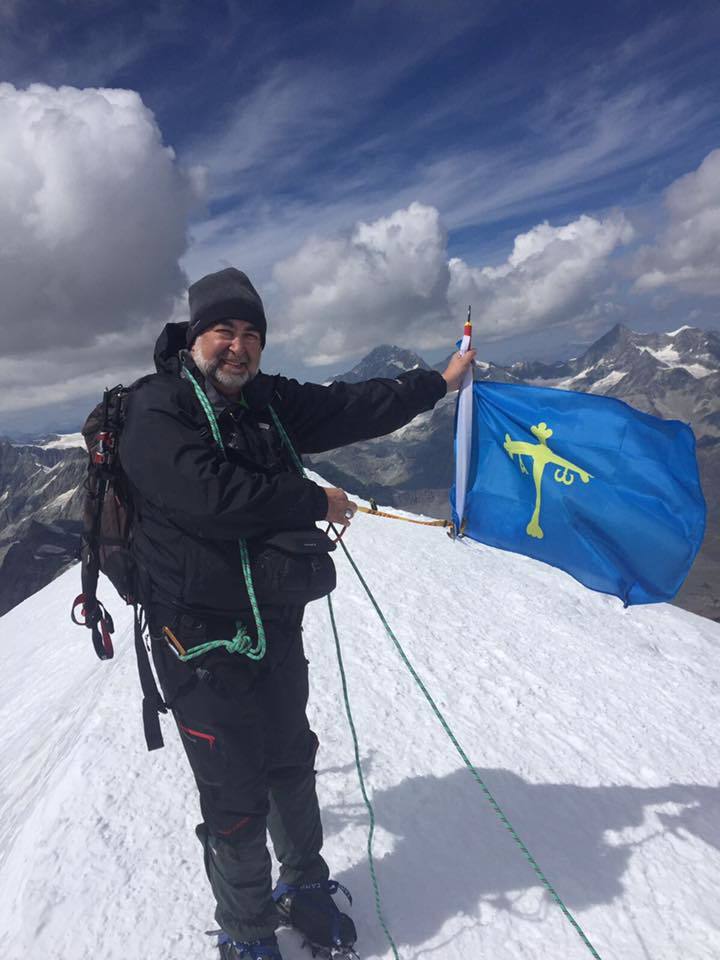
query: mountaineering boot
[
  {"left": 273, "top": 879, "right": 358, "bottom": 958},
  {"left": 215, "top": 931, "right": 283, "bottom": 960}
]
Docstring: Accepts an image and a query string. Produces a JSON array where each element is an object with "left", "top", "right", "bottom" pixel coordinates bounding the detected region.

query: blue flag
[{"left": 451, "top": 381, "right": 706, "bottom": 605}]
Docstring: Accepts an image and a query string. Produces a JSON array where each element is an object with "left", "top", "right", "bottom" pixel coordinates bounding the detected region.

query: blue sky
[{"left": 1, "top": 0, "right": 719, "bottom": 432}]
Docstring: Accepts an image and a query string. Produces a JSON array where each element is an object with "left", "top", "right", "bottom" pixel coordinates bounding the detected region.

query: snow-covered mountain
[
  {"left": 330, "top": 345, "right": 430, "bottom": 383},
  {"left": 1, "top": 479, "right": 719, "bottom": 960},
  {"left": 0, "top": 436, "right": 85, "bottom": 615},
  {"left": 511, "top": 324, "right": 720, "bottom": 435}
]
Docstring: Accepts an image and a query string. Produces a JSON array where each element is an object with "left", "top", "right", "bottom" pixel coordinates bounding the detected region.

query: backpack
[
  {"left": 70, "top": 380, "right": 166, "bottom": 750},
  {"left": 71, "top": 385, "right": 133, "bottom": 658}
]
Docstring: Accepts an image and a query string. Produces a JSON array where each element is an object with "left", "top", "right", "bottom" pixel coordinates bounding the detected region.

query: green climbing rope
[
  {"left": 327, "top": 596, "right": 401, "bottom": 960},
  {"left": 335, "top": 536, "right": 604, "bottom": 960},
  {"left": 268, "top": 406, "right": 303, "bottom": 473},
  {"left": 182, "top": 366, "right": 266, "bottom": 661},
  {"left": 177, "top": 621, "right": 258, "bottom": 661}
]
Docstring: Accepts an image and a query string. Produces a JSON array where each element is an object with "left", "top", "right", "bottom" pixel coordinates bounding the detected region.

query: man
[{"left": 120, "top": 267, "right": 475, "bottom": 960}]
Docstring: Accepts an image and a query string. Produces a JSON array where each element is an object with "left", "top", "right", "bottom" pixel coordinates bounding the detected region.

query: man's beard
[{"left": 192, "top": 346, "right": 256, "bottom": 392}]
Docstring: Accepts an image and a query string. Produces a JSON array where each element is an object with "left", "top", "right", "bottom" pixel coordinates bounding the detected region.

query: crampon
[
  {"left": 298, "top": 938, "right": 359, "bottom": 960},
  {"left": 274, "top": 879, "right": 358, "bottom": 960}
]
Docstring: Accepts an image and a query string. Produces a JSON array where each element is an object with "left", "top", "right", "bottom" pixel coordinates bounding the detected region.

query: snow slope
[
  {"left": 39, "top": 433, "right": 85, "bottom": 450},
  {"left": 1, "top": 484, "right": 719, "bottom": 960}
]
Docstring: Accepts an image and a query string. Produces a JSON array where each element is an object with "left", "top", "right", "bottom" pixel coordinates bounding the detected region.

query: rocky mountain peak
[
  {"left": 573, "top": 322, "right": 636, "bottom": 369},
  {"left": 667, "top": 326, "right": 720, "bottom": 365},
  {"left": 331, "top": 344, "right": 430, "bottom": 383}
]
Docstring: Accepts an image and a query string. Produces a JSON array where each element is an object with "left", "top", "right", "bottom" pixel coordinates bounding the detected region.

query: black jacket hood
[{"left": 154, "top": 322, "right": 190, "bottom": 375}]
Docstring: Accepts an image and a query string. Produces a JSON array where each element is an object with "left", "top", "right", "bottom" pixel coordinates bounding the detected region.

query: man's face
[{"left": 191, "top": 318, "right": 262, "bottom": 395}]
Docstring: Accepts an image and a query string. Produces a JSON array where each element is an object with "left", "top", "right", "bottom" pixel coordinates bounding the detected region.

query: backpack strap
[{"left": 133, "top": 603, "right": 167, "bottom": 751}]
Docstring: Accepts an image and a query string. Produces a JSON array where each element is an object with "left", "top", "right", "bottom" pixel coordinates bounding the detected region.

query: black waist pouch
[{"left": 248, "top": 528, "right": 337, "bottom": 606}]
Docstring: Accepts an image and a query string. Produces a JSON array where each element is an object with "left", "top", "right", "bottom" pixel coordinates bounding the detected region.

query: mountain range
[{"left": 1, "top": 323, "right": 717, "bottom": 621}]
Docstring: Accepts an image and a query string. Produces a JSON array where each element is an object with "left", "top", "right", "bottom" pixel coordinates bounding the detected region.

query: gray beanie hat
[{"left": 187, "top": 267, "right": 267, "bottom": 346}]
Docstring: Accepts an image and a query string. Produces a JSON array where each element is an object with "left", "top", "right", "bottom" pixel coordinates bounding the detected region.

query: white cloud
[
  {"left": 272, "top": 204, "right": 632, "bottom": 365},
  {"left": 634, "top": 148, "right": 720, "bottom": 295},
  {"left": 273, "top": 202, "right": 452, "bottom": 365},
  {"left": 0, "top": 83, "right": 204, "bottom": 363},
  {"left": 449, "top": 214, "right": 633, "bottom": 339}
]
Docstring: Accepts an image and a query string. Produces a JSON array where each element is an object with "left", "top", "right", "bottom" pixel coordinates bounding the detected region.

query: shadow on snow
[{"left": 316, "top": 761, "right": 720, "bottom": 954}]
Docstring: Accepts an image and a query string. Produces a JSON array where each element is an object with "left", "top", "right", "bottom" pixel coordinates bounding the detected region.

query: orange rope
[{"left": 355, "top": 504, "right": 450, "bottom": 528}]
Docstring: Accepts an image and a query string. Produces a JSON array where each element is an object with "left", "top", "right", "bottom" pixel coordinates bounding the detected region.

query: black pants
[{"left": 151, "top": 605, "right": 329, "bottom": 941}]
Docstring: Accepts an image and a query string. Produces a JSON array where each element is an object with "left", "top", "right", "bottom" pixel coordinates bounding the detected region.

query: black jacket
[{"left": 120, "top": 322, "right": 447, "bottom": 617}]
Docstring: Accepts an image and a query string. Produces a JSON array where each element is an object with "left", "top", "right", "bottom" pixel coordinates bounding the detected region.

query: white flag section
[{"left": 453, "top": 308, "right": 473, "bottom": 531}]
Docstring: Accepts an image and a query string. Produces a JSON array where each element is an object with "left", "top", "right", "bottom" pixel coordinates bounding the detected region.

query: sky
[{"left": 1, "top": 0, "right": 719, "bottom": 434}]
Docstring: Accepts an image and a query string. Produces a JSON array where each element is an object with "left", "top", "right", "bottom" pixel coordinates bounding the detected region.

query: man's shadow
[{"left": 317, "top": 762, "right": 720, "bottom": 953}]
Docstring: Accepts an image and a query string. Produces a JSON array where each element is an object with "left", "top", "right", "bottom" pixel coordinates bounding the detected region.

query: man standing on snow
[{"left": 120, "top": 267, "right": 475, "bottom": 960}]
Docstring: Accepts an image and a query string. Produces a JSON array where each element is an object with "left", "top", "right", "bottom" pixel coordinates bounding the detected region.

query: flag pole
[{"left": 453, "top": 305, "right": 473, "bottom": 537}]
